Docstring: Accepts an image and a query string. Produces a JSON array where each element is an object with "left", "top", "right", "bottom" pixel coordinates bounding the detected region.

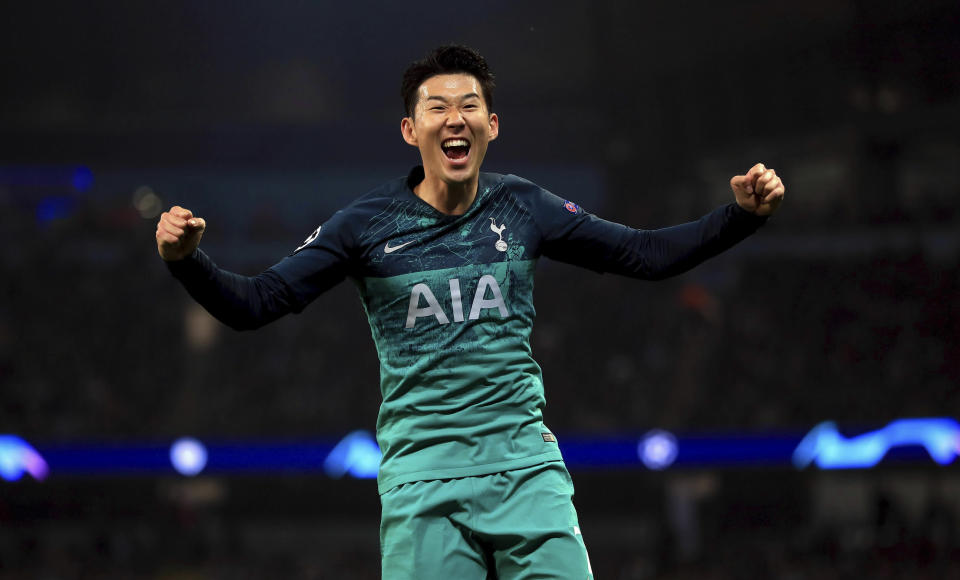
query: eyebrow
[{"left": 424, "top": 93, "right": 481, "bottom": 103}]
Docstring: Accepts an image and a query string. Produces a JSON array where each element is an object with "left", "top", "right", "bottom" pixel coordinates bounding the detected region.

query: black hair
[{"left": 401, "top": 45, "right": 495, "bottom": 117}]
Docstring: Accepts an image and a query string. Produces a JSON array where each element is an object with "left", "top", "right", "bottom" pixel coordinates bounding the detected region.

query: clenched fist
[
  {"left": 156, "top": 206, "right": 206, "bottom": 261},
  {"left": 730, "top": 163, "right": 785, "bottom": 217}
]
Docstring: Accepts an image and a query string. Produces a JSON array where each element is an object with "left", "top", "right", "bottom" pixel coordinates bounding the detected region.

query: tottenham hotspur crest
[{"left": 489, "top": 218, "right": 507, "bottom": 252}]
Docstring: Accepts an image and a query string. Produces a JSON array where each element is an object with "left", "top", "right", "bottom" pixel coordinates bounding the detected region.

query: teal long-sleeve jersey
[{"left": 168, "top": 167, "right": 767, "bottom": 493}]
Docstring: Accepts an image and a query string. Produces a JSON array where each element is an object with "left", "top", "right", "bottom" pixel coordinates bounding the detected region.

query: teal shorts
[{"left": 379, "top": 460, "right": 593, "bottom": 579}]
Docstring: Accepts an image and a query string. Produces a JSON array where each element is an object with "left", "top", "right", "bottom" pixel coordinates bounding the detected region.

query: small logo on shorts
[{"left": 542, "top": 433, "right": 557, "bottom": 443}]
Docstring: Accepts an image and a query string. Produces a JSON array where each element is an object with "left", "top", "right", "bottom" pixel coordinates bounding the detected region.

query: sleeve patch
[{"left": 563, "top": 200, "right": 581, "bottom": 214}]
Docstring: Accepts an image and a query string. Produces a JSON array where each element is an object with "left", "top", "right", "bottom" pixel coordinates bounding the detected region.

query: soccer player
[{"left": 156, "top": 45, "right": 784, "bottom": 579}]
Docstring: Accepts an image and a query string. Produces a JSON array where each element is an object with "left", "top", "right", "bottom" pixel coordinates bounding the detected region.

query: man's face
[{"left": 401, "top": 73, "right": 499, "bottom": 186}]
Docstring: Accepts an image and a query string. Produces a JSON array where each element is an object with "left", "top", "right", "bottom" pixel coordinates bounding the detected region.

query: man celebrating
[{"left": 157, "top": 45, "right": 784, "bottom": 579}]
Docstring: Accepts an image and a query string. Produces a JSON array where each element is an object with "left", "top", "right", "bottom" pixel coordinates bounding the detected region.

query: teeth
[{"left": 442, "top": 139, "right": 469, "bottom": 149}]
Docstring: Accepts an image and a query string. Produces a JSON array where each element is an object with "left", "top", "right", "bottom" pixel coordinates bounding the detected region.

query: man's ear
[
  {"left": 401, "top": 117, "right": 418, "bottom": 146},
  {"left": 488, "top": 113, "right": 499, "bottom": 142}
]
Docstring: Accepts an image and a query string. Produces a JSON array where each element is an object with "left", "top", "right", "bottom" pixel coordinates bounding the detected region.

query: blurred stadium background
[{"left": 1, "top": 1, "right": 959, "bottom": 578}]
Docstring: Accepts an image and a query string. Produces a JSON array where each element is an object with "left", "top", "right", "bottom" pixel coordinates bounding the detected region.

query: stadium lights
[
  {"left": 3, "top": 418, "right": 958, "bottom": 482},
  {"left": 170, "top": 437, "right": 209, "bottom": 477},
  {"left": 0, "top": 435, "right": 49, "bottom": 482},
  {"left": 322, "top": 430, "right": 381, "bottom": 479},
  {"left": 791, "top": 418, "right": 960, "bottom": 470},
  {"left": 638, "top": 429, "right": 679, "bottom": 470}
]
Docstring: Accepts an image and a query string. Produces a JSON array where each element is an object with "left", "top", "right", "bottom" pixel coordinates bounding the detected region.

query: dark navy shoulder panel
[
  {"left": 502, "top": 174, "right": 619, "bottom": 273},
  {"left": 267, "top": 175, "right": 411, "bottom": 306}
]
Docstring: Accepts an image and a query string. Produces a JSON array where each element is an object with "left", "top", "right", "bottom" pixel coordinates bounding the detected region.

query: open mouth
[{"left": 441, "top": 138, "right": 470, "bottom": 161}]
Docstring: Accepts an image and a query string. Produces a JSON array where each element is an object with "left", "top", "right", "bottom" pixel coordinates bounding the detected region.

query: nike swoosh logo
[{"left": 384, "top": 240, "right": 415, "bottom": 254}]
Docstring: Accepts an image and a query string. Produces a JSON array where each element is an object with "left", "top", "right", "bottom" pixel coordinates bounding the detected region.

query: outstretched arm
[
  {"left": 531, "top": 163, "right": 785, "bottom": 279},
  {"left": 597, "top": 202, "right": 767, "bottom": 280},
  {"left": 156, "top": 206, "right": 305, "bottom": 331},
  {"left": 615, "top": 162, "right": 787, "bottom": 278}
]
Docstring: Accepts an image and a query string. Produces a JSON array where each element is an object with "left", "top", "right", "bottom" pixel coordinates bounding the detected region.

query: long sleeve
[
  {"left": 166, "top": 249, "right": 304, "bottom": 330},
  {"left": 512, "top": 175, "right": 767, "bottom": 279},
  {"left": 166, "top": 206, "right": 357, "bottom": 330},
  {"left": 550, "top": 203, "right": 766, "bottom": 280}
]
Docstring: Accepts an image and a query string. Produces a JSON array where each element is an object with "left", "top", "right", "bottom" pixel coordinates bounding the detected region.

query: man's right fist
[{"left": 156, "top": 206, "right": 206, "bottom": 261}]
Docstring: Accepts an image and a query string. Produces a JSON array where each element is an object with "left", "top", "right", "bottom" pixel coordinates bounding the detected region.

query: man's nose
[{"left": 445, "top": 109, "right": 465, "bottom": 127}]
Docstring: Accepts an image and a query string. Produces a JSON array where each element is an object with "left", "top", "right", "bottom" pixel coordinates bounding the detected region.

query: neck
[{"left": 413, "top": 171, "right": 478, "bottom": 215}]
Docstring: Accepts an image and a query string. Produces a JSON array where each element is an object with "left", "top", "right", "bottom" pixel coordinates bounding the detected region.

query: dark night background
[{"left": 1, "top": 1, "right": 959, "bottom": 578}]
